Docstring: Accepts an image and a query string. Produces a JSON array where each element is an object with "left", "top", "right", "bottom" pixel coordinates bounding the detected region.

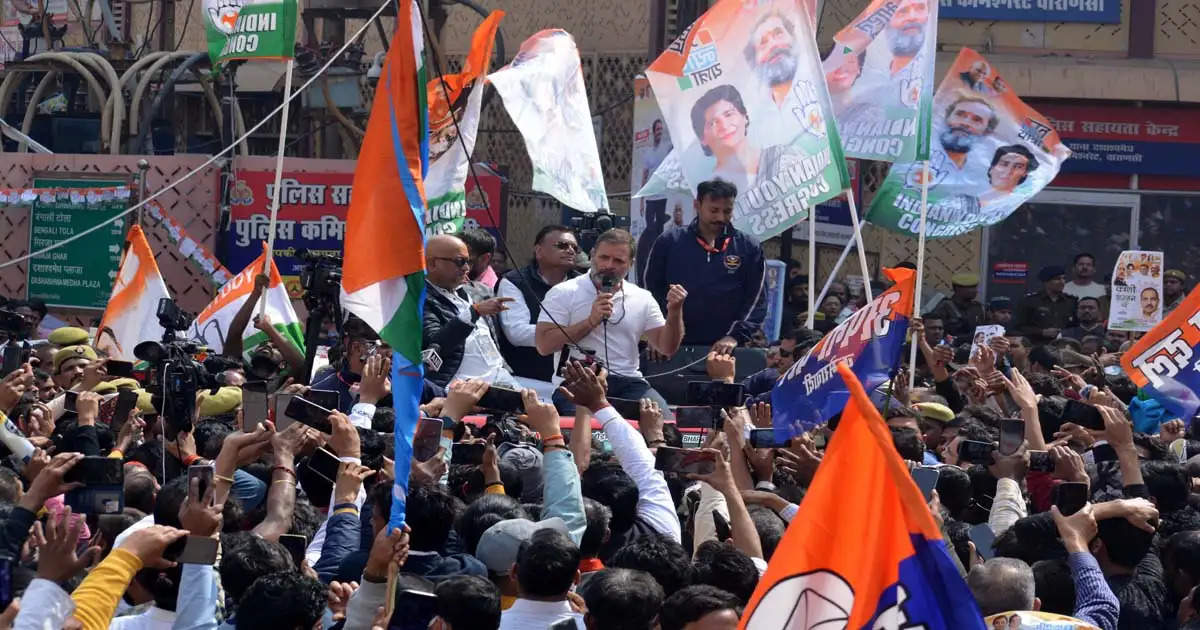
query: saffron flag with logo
[
  {"left": 425, "top": 10, "right": 503, "bottom": 236},
  {"left": 203, "top": 0, "right": 298, "bottom": 65},
  {"left": 339, "top": 0, "right": 428, "bottom": 530},
  {"left": 771, "top": 267, "right": 915, "bottom": 440},
  {"left": 866, "top": 48, "right": 1071, "bottom": 238},
  {"left": 642, "top": 0, "right": 848, "bottom": 241},
  {"left": 1121, "top": 283, "right": 1200, "bottom": 423},
  {"left": 744, "top": 362, "right": 986, "bottom": 629},
  {"left": 96, "top": 226, "right": 170, "bottom": 361},
  {"left": 822, "top": 0, "right": 938, "bottom": 162},
  {"left": 187, "top": 246, "right": 304, "bottom": 358}
]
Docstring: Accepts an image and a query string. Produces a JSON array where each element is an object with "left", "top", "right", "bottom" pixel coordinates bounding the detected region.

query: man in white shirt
[
  {"left": 423, "top": 234, "right": 519, "bottom": 389},
  {"left": 534, "top": 229, "right": 686, "bottom": 414},
  {"left": 499, "top": 528, "right": 585, "bottom": 630},
  {"left": 1064, "top": 252, "right": 1108, "bottom": 301}
]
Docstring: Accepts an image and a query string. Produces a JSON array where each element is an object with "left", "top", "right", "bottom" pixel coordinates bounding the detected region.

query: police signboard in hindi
[
  {"left": 1121, "top": 283, "right": 1200, "bottom": 423},
  {"left": 1039, "top": 103, "right": 1200, "bottom": 177},
  {"left": 644, "top": 0, "right": 849, "bottom": 242},
  {"left": 939, "top": 0, "right": 1121, "bottom": 24},
  {"left": 771, "top": 267, "right": 916, "bottom": 440}
]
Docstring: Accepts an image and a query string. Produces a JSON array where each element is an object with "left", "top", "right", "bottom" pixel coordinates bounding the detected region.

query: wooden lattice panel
[{"left": 1156, "top": 1, "right": 1200, "bottom": 58}]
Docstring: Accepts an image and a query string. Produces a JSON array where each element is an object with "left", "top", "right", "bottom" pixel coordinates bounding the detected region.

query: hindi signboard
[
  {"left": 1040, "top": 104, "right": 1200, "bottom": 177},
  {"left": 939, "top": 0, "right": 1121, "bottom": 23}
]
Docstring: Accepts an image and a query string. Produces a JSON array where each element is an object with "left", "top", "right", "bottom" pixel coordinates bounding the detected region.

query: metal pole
[
  {"left": 263, "top": 58, "right": 295, "bottom": 314},
  {"left": 135, "top": 158, "right": 149, "bottom": 228},
  {"left": 908, "top": 161, "right": 931, "bottom": 391}
]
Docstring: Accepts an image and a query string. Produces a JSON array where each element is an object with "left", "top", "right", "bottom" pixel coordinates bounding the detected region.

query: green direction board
[{"left": 26, "top": 178, "right": 128, "bottom": 309}]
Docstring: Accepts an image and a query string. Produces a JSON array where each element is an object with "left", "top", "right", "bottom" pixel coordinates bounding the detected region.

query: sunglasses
[
  {"left": 552, "top": 241, "right": 579, "bottom": 252},
  {"left": 433, "top": 256, "right": 471, "bottom": 268}
]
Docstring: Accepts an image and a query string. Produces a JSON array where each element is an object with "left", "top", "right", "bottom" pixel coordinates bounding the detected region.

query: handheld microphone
[{"left": 599, "top": 276, "right": 615, "bottom": 322}]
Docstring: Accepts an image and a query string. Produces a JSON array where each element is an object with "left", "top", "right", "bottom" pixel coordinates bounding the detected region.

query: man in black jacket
[
  {"left": 496, "top": 225, "right": 580, "bottom": 388},
  {"left": 423, "top": 234, "right": 518, "bottom": 388}
]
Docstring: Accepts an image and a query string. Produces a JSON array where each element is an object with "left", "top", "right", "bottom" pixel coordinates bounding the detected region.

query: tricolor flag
[
  {"left": 744, "top": 362, "right": 985, "bottom": 629},
  {"left": 339, "top": 0, "right": 428, "bottom": 530},
  {"left": 96, "top": 226, "right": 170, "bottom": 361},
  {"left": 188, "top": 246, "right": 304, "bottom": 358}
]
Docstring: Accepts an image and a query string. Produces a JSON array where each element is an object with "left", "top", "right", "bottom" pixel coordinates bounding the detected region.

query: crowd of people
[{"left": 0, "top": 176, "right": 1195, "bottom": 629}]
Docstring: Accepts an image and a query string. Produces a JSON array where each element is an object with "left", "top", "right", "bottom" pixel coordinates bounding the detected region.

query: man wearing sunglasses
[
  {"left": 496, "top": 225, "right": 581, "bottom": 394},
  {"left": 423, "top": 234, "right": 520, "bottom": 389}
]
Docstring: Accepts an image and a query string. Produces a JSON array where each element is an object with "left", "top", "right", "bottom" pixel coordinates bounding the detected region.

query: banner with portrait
[
  {"left": 822, "top": 0, "right": 938, "bottom": 163},
  {"left": 1121, "top": 283, "right": 1200, "bottom": 423},
  {"left": 866, "top": 48, "right": 1072, "bottom": 238},
  {"left": 644, "top": 0, "right": 849, "bottom": 242},
  {"left": 1111, "top": 250, "right": 1164, "bottom": 332},
  {"left": 488, "top": 29, "right": 608, "bottom": 212}
]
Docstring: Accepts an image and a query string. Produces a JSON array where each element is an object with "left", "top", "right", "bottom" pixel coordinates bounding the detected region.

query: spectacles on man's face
[
  {"left": 553, "top": 241, "right": 580, "bottom": 252},
  {"left": 432, "top": 256, "right": 471, "bottom": 268}
]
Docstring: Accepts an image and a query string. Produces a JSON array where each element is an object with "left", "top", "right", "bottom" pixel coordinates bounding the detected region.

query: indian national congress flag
[{"left": 204, "top": 0, "right": 298, "bottom": 65}]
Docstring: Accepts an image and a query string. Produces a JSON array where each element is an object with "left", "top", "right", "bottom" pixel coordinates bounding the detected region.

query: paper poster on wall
[{"left": 1110, "top": 250, "right": 1164, "bottom": 332}]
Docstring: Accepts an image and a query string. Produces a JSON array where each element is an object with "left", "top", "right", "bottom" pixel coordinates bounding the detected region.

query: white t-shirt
[
  {"left": 538, "top": 274, "right": 666, "bottom": 378},
  {"left": 1064, "top": 281, "right": 1107, "bottom": 300}
]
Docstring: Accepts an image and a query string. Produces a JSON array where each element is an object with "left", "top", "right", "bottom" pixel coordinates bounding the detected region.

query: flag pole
[
  {"left": 814, "top": 235, "right": 854, "bottom": 314},
  {"left": 805, "top": 209, "right": 816, "bottom": 329},
  {"left": 262, "top": 57, "right": 295, "bottom": 315},
  {"left": 908, "top": 161, "right": 930, "bottom": 390},
  {"left": 845, "top": 187, "right": 872, "bottom": 301}
]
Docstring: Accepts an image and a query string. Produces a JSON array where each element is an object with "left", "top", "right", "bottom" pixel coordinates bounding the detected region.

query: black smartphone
[
  {"left": 958, "top": 440, "right": 996, "bottom": 465},
  {"left": 1, "top": 345, "right": 21, "bottom": 377},
  {"left": 712, "top": 509, "right": 731, "bottom": 542},
  {"left": 477, "top": 387, "right": 525, "bottom": 413},
  {"left": 673, "top": 406, "right": 718, "bottom": 429},
  {"left": 105, "top": 360, "right": 134, "bottom": 378},
  {"left": 242, "top": 381, "right": 269, "bottom": 432},
  {"left": 654, "top": 446, "right": 716, "bottom": 475},
  {"left": 1029, "top": 450, "right": 1055, "bottom": 472},
  {"left": 1091, "top": 443, "right": 1118, "bottom": 463},
  {"left": 1062, "top": 399, "right": 1105, "bottom": 431},
  {"left": 307, "top": 389, "right": 339, "bottom": 411},
  {"left": 64, "top": 456, "right": 124, "bottom": 486},
  {"left": 968, "top": 523, "right": 997, "bottom": 561},
  {"left": 64, "top": 390, "right": 78, "bottom": 413},
  {"left": 749, "top": 428, "right": 783, "bottom": 449},
  {"left": 64, "top": 486, "right": 123, "bottom": 514},
  {"left": 113, "top": 388, "right": 139, "bottom": 425},
  {"left": 999, "top": 419, "right": 1024, "bottom": 456},
  {"left": 412, "top": 418, "right": 443, "bottom": 462},
  {"left": 912, "top": 466, "right": 940, "bottom": 502},
  {"left": 188, "top": 464, "right": 214, "bottom": 505},
  {"left": 176, "top": 536, "right": 220, "bottom": 565},
  {"left": 1054, "top": 481, "right": 1089, "bottom": 516},
  {"left": 389, "top": 589, "right": 439, "bottom": 630},
  {"left": 279, "top": 534, "right": 308, "bottom": 569},
  {"left": 687, "top": 381, "right": 744, "bottom": 407},
  {"left": 284, "top": 397, "right": 334, "bottom": 434},
  {"left": 305, "top": 447, "right": 341, "bottom": 484},
  {"left": 450, "top": 443, "right": 486, "bottom": 466},
  {"left": 609, "top": 397, "right": 642, "bottom": 421}
]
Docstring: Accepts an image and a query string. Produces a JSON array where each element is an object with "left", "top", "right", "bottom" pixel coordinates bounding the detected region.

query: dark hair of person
[
  {"left": 592, "top": 228, "right": 636, "bottom": 258},
  {"left": 193, "top": 420, "right": 233, "bottom": 460},
  {"left": 581, "top": 498, "right": 612, "bottom": 558},
  {"left": 434, "top": 575, "right": 501, "bottom": 630},
  {"left": 1144, "top": 460, "right": 1191, "bottom": 512},
  {"left": 535, "top": 224, "right": 572, "bottom": 247},
  {"left": 0, "top": 468, "right": 20, "bottom": 504},
  {"left": 371, "top": 406, "right": 395, "bottom": 433},
  {"left": 455, "top": 493, "right": 529, "bottom": 556},
  {"left": 515, "top": 529, "right": 580, "bottom": 598},
  {"left": 219, "top": 531, "right": 294, "bottom": 605},
  {"left": 458, "top": 228, "right": 497, "bottom": 257},
  {"left": 692, "top": 541, "right": 759, "bottom": 604},
  {"left": 582, "top": 460, "right": 639, "bottom": 536},
  {"left": 289, "top": 497, "right": 323, "bottom": 541},
  {"left": 889, "top": 426, "right": 925, "bottom": 462},
  {"left": 660, "top": 585, "right": 742, "bottom": 630},
  {"left": 123, "top": 467, "right": 158, "bottom": 515},
  {"left": 746, "top": 505, "right": 785, "bottom": 561},
  {"left": 689, "top": 85, "right": 748, "bottom": 156},
  {"left": 696, "top": 179, "right": 738, "bottom": 203},
  {"left": 1032, "top": 558, "right": 1075, "bottom": 616},
  {"left": 661, "top": 423, "right": 684, "bottom": 449},
  {"left": 988, "top": 144, "right": 1039, "bottom": 185},
  {"left": 407, "top": 484, "right": 463, "bottom": 552},
  {"left": 579, "top": 568, "right": 664, "bottom": 630},
  {"left": 609, "top": 532, "right": 693, "bottom": 597},
  {"left": 235, "top": 571, "right": 327, "bottom": 630},
  {"left": 1074, "top": 252, "right": 1095, "bottom": 265},
  {"left": 935, "top": 465, "right": 973, "bottom": 519},
  {"left": 1097, "top": 517, "right": 1155, "bottom": 568}
]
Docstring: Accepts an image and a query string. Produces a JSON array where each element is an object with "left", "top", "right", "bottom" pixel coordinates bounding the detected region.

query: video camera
[
  {"left": 565, "top": 209, "right": 629, "bottom": 253},
  {"left": 298, "top": 249, "right": 343, "bottom": 310},
  {"left": 135, "top": 298, "right": 239, "bottom": 438}
]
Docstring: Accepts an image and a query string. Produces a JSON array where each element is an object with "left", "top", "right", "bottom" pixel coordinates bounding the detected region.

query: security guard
[
  {"left": 928, "top": 273, "right": 985, "bottom": 343},
  {"left": 1014, "top": 266, "right": 1077, "bottom": 346},
  {"left": 643, "top": 178, "right": 765, "bottom": 354}
]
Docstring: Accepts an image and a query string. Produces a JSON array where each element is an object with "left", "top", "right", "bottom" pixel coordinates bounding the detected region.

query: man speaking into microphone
[
  {"left": 535, "top": 228, "right": 686, "bottom": 415},
  {"left": 644, "top": 179, "right": 766, "bottom": 355}
]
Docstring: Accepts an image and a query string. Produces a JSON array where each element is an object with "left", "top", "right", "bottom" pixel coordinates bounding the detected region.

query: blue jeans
[{"left": 553, "top": 373, "right": 673, "bottom": 420}]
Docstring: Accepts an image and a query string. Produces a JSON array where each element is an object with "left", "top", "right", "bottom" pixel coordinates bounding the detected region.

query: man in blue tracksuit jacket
[{"left": 643, "top": 179, "right": 766, "bottom": 354}]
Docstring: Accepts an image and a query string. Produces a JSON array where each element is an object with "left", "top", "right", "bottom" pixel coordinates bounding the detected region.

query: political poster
[
  {"left": 771, "top": 267, "right": 916, "bottom": 439},
  {"left": 1121, "top": 283, "right": 1200, "bottom": 423},
  {"left": 1110, "top": 250, "right": 1164, "bottom": 332},
  {"left": 488, "top": 29, "right": 608, "bottom": 212},
  {"left": 203, "top": 0, "right": 298, "bottom": 65},
  {"left": 822, "top": 0, "right": 938, "bottom": 163},
  {"left": 425, "top": 11, "right": 503, "bottom": 236},
  {"left": 643, "top": 0, "right": 849, "bottom": 242},
  {"left": 866, "top": 48, "right": 1072, "bottom": 238}
]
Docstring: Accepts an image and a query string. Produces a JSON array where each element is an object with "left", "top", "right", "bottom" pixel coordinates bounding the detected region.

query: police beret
[
  {"left": 913, "top": 402, "right": 955, "bottom": 424},
  {"left": 136, "top": 390, "right": 157, "bottom": 415},
  {"left": 108, "top": 378, "right": 140, "bottom": 390},
  {"left": 53, "top": 345, "right": 97, "bottom": 372},
  {"left": 1039, "top": 266, "right": 1066, "bottom": 282},
  {"left": 950, "top": 273, "right": 979, "bottom": 287},
  {"left": 197, "top": 386, "right": 242, "bottom": 417},
  {"left": 91, "top": 381, "right": 117, "bottom": 394},
  {"left": 48, "top": 327, "right": 89, "bottom": 347},
  {"left": 988, "top": 296, "right": 1013, "bottom": 311}
]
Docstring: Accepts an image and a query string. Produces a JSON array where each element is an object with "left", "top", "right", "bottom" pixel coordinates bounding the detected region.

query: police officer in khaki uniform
[
  {"left": 1015, "top": 266, "right": 1077, "bottom": 346},
  {"left": 928, "top": 273, "right": 985, "bottom": 343}
]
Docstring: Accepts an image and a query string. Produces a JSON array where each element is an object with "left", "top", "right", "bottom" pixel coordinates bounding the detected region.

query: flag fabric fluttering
[
  {"left": 1122, "top": 282, "right": 1200, "bottom": 424},
  {"left": 424, "top": 10, "right": 504, "bottom": 236},
  {"left": 203, "top": 0, "right": 298, "bottom": 66},
  {"left": 744, "top": 362, "right": 986, "bottom": 630},
  {"left": 188, "top": 246, "right": 305, "bottom": 359},
  {"left": 339, "top": 0, "right": 428, "bottom": 531},
  {"left": 95, "top": 226, "right": 171, "bottom": 362}
]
